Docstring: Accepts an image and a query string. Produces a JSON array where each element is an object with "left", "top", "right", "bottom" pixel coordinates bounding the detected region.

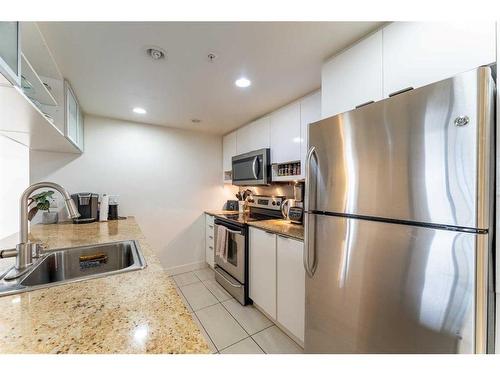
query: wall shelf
[{"left": 0, "top": 84, "right": 81, "bottom": 153}]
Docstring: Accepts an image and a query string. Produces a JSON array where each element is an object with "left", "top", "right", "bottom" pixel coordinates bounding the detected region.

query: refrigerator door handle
[{"left": 304, "top": 146, "right": 318, "bottom": 277}]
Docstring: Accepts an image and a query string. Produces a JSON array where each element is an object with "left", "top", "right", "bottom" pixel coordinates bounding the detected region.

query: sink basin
[{"left": 0, "top": 240, "right": 146, "bottom": 297}]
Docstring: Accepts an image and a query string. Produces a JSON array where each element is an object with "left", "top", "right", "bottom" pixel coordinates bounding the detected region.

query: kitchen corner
[{"left": 0, "top": 217, "right": 211, "bottom": 354}]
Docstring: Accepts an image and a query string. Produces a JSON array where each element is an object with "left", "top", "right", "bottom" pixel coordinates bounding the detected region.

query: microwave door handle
[
  {"left": 304, "top": 146, "right": 318, "bottom": 277},
  {"left": 252, "top": 156, "right": 259, "bottom": 179}
]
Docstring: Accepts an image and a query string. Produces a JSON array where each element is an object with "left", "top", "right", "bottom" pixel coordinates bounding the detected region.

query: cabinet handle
[
  {"left": 208, "top": 246, "right": 213, "bottom": 250},
  {"left": 388, "top": 87, "right": 414, "bottom": 97},
  {"left": 355, "top": 100, "right": 375, "bottom": 109},
  {"left": 208, "top": 225, "right": 214, "bottom": 228},
  {"left": 209, "top": 236, "right": 213, "bottom": 239}
]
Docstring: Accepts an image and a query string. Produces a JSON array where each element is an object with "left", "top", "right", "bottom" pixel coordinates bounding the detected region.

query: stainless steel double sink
[{"left": 0, "top": 240, "right": 146, "bottom": 297}]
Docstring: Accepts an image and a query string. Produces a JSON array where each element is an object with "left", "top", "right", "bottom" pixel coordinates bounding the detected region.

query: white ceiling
[{"left": 38, "top": 22, "right": 382, "bottom": 134}]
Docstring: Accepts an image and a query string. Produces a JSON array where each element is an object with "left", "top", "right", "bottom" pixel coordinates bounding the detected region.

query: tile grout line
[
  {"left": 193, "top": 309, "right": 220, "bottom": 354},
  {"left": 196, "top": 269, "right": 270, "bottom": 353},
  {"left": 173, "top": 270, "right": 273, "bottom": 354},
  {"left": 217, "top": 298, "right": 272, "bottom": 354},
  {"left": 171, "top": 274, "right": 219, "bottom": 354},
  {"left": 193, "top": 271, "right": 252, "bottom": 353}
]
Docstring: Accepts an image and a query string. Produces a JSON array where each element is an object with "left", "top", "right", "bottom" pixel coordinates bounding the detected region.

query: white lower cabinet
[
  {"left": 249, "top": 227, "right": 305, "bottom": 344},
  {"left": 277, "top": 235, "right": 305, "bottom": 342},
  {"left": 249, "top": 227, "right": 277, "bottom": 319},
  {"left": 205, "top": 214, "right": 215, "bottom": 268}
]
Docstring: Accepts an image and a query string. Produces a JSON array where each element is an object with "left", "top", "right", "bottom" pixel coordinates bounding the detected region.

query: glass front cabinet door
[
  {"left": 0, "top": 22, "right": 21, "bottom": 85},
  {"left": 65, "top": 80, "right": 84, "bottom": 151}
]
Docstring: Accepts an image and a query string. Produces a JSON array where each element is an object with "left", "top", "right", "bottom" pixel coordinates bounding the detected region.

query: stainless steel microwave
[{"left": 231, "top": 148, "right": 270, "bottom": 186}]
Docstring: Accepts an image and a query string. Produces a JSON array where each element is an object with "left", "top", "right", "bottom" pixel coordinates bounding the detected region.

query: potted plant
[{"left": 28, "top": 190, "right": 58, "bottom": 224}]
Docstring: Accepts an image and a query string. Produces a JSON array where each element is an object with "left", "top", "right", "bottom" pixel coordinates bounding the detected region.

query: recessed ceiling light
[
  {"left": 133, "top": 107, "right": 146, "bottom": 114},
  {"left": 145, "top": 46, "right": 166, "bottom": 60},
  {"left": 235, "top": 77, "right": 251, "bottom": 88},
  {"left": 191, "top": 119, "right": 201, "bottom": 124}
]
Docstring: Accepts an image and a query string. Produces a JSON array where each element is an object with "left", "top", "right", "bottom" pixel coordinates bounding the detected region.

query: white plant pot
[
  {"left": 42, "top": 211, "right": 58, "bottom": 225},
  {"left": 238, "top": 201, "right": 245, "bottom": 213}
]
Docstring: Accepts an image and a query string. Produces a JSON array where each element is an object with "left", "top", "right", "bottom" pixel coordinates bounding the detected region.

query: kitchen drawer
[
  {"left": 205, "top": 214, "right": 215, "bottom": 267},
  {"left": 206, "top": 214, "right": 214, "bottom": 226},
  {"left": 206, "top": 233, "right": 214, "bottom": 246}
]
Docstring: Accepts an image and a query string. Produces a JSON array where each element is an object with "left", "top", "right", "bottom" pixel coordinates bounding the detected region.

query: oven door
[
  {"left": 214, "top": 220, "right": 246, "bottom": 284},
  {"left": 232, "top": 148, "right": 270, "bottom": 186}
]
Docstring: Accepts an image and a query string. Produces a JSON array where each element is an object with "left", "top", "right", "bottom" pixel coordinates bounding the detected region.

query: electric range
[{"left": 213, "top": 195, "right": 285, "bottom": 305}]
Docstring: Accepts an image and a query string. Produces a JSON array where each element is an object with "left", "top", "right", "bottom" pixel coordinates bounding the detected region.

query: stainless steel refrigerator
[{"left": 304, "top": 67, "right": 496, "bottom": 354}]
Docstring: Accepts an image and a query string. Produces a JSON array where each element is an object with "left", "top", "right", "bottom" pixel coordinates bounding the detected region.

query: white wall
[
  {"left": 30, "top": 115, "right": 233, "bottom": 273},
  {"left": 0, "top": 135, "right": 30, "bottom": 241}
]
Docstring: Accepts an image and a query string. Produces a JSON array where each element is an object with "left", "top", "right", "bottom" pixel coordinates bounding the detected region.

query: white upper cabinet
[
  {"left": 383, "top": 22, "right": 496, "bottom": 97},
  {"left": 299, "top": 91, "right": 321, "bottom": 180},
  {"left": 222, "top": 130, "right": 237, "bottom": 179},
  {"left": 270, "top": 102, "right": 301, "bottom": 164},
  {"left": 236, "top": 116, "right": 270, "bottom": 155},
  {"left": 321, "top": 30, "right": 383, "bottom": 119},
  {"left": 65, "top": 80, "right": 84, "bottom": 152},
  {"left": 0, "top": 22, "right": 21, "bottom": 86}
]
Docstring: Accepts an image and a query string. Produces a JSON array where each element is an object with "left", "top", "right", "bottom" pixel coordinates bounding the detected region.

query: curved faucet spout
[{"left": 20, "top": 182, "right": 80, "bottom": 245}]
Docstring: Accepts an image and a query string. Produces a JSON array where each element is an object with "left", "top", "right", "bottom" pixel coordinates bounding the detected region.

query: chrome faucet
[{"left": 0, "top": 182, "right": 80, "bottom": 279}]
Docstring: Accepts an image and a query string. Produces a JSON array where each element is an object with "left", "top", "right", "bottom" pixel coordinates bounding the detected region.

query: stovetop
[{"left": 215, "top": 210, "right": 282, "bottom": 225}]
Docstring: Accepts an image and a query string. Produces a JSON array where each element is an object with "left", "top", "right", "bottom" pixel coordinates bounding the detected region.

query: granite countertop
[
  {"left": 205, "top": 210, "right": 304, "bottom": 240},
  {"left": 0, "top": 217, "right": 210, "bottom": 354},
  {"left": 248, "top": 220, "right": 304, "bottom": 241}
]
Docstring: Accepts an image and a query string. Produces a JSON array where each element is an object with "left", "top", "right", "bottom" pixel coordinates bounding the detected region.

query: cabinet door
[
  {"left": 277, "top": 235, "right": 305, "bottom": 342},
  {"left": 383, "top": 22, "right": 496, "bottom": 97},
  {"left": 249, "top": 227, "right": 276, "bottom": 319},
  {"left": 77, "top": 108, "right": 84, "bottom": 151},
  {"left": 321, "top": 30, "right": 383, "bottom": 119},
  {"left": 299, "top": 91, "right": 321, "bottom": 180},
  {"left": 222, "top": 131, "right": 237, "bottom": 173},
  {"left": 65, "top": 81, "right": 79, "bottom": 145},
  {"left": 0, "top": 22, "right": 20, "bottom": 85},
  {"left": 270, "top": 102, "right": 301, "bottom": 164},
  {"left": 236, "top": 117, "right": 270, "bottom": 154}
]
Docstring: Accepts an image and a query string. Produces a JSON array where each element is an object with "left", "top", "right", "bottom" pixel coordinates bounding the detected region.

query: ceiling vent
[{"left": 145, "top": 46, "right": 166, "bottom": 60}]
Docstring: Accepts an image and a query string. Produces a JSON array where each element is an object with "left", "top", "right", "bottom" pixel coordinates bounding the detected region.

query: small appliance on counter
[
  {"left": 71, "top": 193, "right": 99, "bottom": 224},
  {"left": 107, "top": 195, "right": 120, "bottom": 220},
  {"left": 281, "top": 182, "right": 304, "bottom": 224},
  {"left": 225, "top": 200, "right": 239, "bottom": 211}
]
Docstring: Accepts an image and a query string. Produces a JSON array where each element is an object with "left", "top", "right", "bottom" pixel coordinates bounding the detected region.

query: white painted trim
[{"left": 165, "top": 261, "right": 208, "bottom": 276}]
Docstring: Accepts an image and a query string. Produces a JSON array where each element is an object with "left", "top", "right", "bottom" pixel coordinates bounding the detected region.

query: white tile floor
[{"left": 171, "top": 267, "right": 304, "bottom": 354}]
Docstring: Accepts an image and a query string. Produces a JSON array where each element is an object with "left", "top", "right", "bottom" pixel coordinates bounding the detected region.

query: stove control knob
[{"left": 272, "top": 201, "right": 276, "bottom": 206}]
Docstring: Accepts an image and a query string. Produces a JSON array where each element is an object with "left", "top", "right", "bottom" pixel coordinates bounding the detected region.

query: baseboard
[{"left": 165, "top": 261, "right": 208, "bottom": 276}]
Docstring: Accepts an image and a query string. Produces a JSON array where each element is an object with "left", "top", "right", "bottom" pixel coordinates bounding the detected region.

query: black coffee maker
[{"left": 71, "top": 193, "right": 99, "bottom": 224}]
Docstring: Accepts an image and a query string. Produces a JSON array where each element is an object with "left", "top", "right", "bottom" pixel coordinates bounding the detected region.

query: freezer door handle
[{"left": 304, "top": 146, "right": 319, "bottom": 277}]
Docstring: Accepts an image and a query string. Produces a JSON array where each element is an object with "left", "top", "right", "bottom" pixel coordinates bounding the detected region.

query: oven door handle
[
  {"left": 224, "top": 227, "right": 243, "bottom": 235},
  {"left": 215, "top": 267, "right": 242, "bottom": 288}
]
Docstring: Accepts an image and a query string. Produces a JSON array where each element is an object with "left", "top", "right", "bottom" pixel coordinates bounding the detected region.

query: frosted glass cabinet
[
  {"left": 0, "top": 22, "right": 21, "bottom": 85},
  {"left": 65, "top": 80, "right": 84, "bottom": 151}
]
